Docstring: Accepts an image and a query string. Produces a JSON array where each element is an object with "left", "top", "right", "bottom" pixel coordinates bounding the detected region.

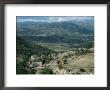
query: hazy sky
[{"left": 16, "top": 16, "right": 94, "bottom": 22}]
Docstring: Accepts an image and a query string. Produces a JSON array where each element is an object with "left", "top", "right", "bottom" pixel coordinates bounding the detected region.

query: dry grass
[{"left": 49, "top": 51, "right": 94, "bottom": 74}]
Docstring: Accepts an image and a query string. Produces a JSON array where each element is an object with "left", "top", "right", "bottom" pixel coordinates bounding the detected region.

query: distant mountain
[
  {"left": 16, "top": 20, "right": 94, "bottom": 48},
  {"left": 17, "top": 16, "right": 94, "bottom": 23},
  {"left": 17, "top": 20, "right": 94, "bottom": 33}
]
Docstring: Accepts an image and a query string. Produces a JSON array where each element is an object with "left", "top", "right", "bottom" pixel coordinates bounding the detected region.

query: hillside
[
  {"left": 17, "top": 21, "right": 94, "bottom": 48},
  {"left": 49, "top": 50, "right": 94, "bottom": 74},
  {"left": 16, "top": 36, "right": 56, "bottom": 74},
  {"left": 16, "top": 16, "right": 94, "bottom": 74}
]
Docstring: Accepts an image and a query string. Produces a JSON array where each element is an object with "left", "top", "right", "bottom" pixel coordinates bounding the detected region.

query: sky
[{"left": 16, "top": 16, "right": 94, "bottom": 23}]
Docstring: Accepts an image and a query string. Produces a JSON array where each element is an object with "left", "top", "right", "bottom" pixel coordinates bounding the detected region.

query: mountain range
[{"left": 17, "top": 18, "right": 94, "bottom": 48}]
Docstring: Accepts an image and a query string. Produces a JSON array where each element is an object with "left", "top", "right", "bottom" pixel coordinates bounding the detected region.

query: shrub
[
  {"left": 63, "top": 59, "right": 67, "bottom": 64},
  {"left": 58, "top": 64, "right": 63, "bottom": 69},
  {"left": 40, "top": 67, "right": 53, "bottom": 74}
]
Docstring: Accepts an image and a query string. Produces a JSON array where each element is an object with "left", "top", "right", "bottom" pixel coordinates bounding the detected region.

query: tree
[
  {"left": 16, "top": 60, "right": 28, "bottom": 74},
  {"left": 84, "top": 42, "right": 93, "bottom": 49},
  {"left": 40, "top": 67, "right": 53, "bottom": 74}
]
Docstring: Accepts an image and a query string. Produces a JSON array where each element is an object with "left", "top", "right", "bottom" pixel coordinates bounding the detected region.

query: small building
[
  {"left": 29, "top": 62, "right": 42, "bottom": 68},
  {"left": 36, "top": 62, "right": 42, "bottom": 66},
  {"left": 28, "top": 54, "right": 43, "bottom": 68}
]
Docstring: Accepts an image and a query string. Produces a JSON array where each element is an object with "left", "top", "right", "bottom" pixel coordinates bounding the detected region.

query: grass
[
  {"left": 64, "top": 53, "right": 94, "bottom": 74},
  {"left": 48, "top": 49, "right": 94, "bottom": 74}
]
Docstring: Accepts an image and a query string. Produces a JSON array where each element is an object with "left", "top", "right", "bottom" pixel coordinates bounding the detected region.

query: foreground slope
[{"left": 16, "top": 36, "right": 56, "bottom": 74}]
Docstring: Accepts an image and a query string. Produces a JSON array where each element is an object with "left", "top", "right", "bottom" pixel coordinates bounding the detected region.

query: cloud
[
  {"left": 17, "top": 16, "right": 48, "bottom": 22},
  {"left": 48, "top": 17, "right": 66, "bottom": 22},
  {"left": 17, "top": 19, "right": 48, "bottom": 22},
  {"left": 48, "top": 16, "right": 94, "bottom": 22},
  {"left": 17, "top": 16, "right": 94, "bottom": 22}
]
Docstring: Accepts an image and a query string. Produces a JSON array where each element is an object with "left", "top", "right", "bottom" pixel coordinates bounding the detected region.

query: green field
[{"left": 37, "top": 42, "right": 70, "bottom": 52}]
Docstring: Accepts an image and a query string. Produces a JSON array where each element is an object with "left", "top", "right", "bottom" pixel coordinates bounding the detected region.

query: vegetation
[
  {"left": 16, "top": 36, "right": 56, "bottom": 74},
  {"left": 16, "top": 58, "right": 28, "bottom": 74},
  {"left": 16, "top": 19, "right": 94, "bottom": 74},
  {"left": 83, "top": 42, "right": 94, "bottom": 49},
  {"left": 39, "top": 66, "right": 53, "bottom": 74}
]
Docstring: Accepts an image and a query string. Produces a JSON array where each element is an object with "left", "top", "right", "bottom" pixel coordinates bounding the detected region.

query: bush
[
  {"left": 58, "top": 64, "right": 63, "bottom": 69},
  {"left": 80, "top": 68, "right": 86, "bottom": 72},
  {"left": 57, "top": 60, "right": 60, "bottom": 64},
  {"left": 63, "top": 59, "right": 67, "bottom": 64},
  {"left": 40, "top": 67, "right": 53, "bottom": 74},
  {"left": 27, "top": 68, "right": 36, "bottom": 74}
]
